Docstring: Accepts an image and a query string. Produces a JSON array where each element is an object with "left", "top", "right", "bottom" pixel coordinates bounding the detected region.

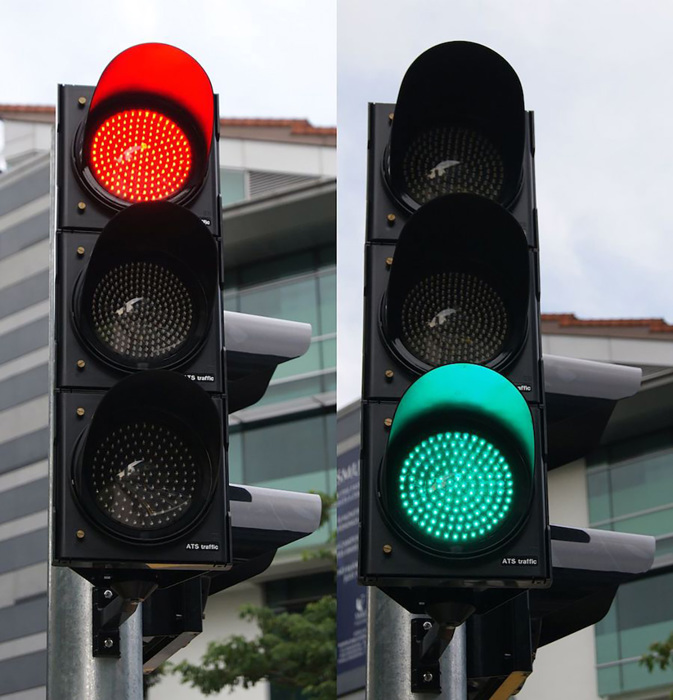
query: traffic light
[
  {"left": 52, "top": 43, "right": 228, "bottom": 580},
  {"left": 359, "top": 41, "right": 549, "bottom": 612}
]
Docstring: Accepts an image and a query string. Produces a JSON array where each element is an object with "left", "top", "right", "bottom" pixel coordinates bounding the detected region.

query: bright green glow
[
  {"left": 389, "top": 363, "right": 534, "bottom": 471},
  {"left": 398, "top": 431, "right": 514, "bottom": 542}
]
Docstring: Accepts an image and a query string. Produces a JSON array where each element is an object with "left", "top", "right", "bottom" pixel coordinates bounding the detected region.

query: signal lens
[
  {"left": 90, "top": 260, "right": 194, "bottom": 362},
  {"left": 398, "top": 431, "right": 514, "bottom": 543},
  {"left": 89, "top": 109, "right": 192, "bottom": 202},
  {"left": 402, "top": 125, "right": 504, "bottom": 205},
  {"left": 400, "top": 270, "right": 508, "bottom": 366},
  {"left": 91, "top": 421, "right": 200, "bottom": 532}
]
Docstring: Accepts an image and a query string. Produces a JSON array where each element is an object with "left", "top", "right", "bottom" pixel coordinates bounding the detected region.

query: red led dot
[{"left": 89, "top": 109, "right": 192, "bottom": 202}]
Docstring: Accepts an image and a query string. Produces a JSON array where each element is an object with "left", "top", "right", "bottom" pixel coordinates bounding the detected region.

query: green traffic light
[
  {"left": 385, "top": 363, "right": 534, "bottom": 552},
  {"left": 399, "top": 431, "right": 514, "bottom": 543}
]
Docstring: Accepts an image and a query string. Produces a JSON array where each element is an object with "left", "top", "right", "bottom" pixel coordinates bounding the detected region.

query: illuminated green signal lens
[{"left": 398, "top": 431, "right": 514, "bottom": 543}]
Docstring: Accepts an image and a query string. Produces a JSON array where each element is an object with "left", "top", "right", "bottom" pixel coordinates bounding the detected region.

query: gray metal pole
[
  {"left": 47, "top": 567, "right": 143, "bottom": 700},
  {"left": 366, "top": 587, "right": 466, "bottom": 700}
]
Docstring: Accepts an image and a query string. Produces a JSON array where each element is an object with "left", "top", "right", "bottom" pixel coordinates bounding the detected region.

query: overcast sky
[
  {"left": 1, "top": 1, "right": 335, "bottom": 126},
  {"left": 337, "top": 0, "right": 673, "bottom": 407}
]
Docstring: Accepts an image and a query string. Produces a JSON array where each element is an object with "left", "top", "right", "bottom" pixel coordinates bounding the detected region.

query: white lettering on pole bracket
[{"left": 186, "top": 542, "right": 220, "bottom": 551}]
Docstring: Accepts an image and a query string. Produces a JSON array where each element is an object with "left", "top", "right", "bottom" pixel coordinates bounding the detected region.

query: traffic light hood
[
  {"left": 80, "top": 43, "right": 215, "bottom": 206},
  {"left": 76, "top": 201, "right": 218, "bottom": 371},
  {"left": 388, "top": 363, "right": 535, "bottom": 468},
  {"left": 89, "top": 43, "right": 214, "bottom": 155},
  {"left": 384, "top": 193, "right": 530, "bottom": 374},
  {"left": 388, "top": 41, "right": 525, "bottom": 210}
]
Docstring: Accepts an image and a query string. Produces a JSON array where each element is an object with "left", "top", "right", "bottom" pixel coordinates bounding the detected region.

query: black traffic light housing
[
  {"left": 52, "top": 44, "right": 230, "bottom": 581},
  {"left": 360, "top": 41, "right": 549, "bottom": 609}
]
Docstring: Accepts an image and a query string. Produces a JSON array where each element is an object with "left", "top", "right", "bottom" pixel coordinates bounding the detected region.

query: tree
[
  {"left": 641, "top": 632, "right": 673, "bottom": 697},
  {"left": 170, "top": 492, "right": 336, "bottom": 699}
]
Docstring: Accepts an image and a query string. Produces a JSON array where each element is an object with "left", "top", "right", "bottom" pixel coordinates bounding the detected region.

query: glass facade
[
  {"left": 225, "top": 245, "right": 336, "bottom": 552},
  {"left": 588, "top": 429, "right": 673, "bottom": 695}
]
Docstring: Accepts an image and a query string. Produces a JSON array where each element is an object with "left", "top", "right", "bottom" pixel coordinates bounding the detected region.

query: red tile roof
[
  {"left": 542, "top": 313, "right": 673, "bottom": 333},
  {"left": 0, "top": 105, "right": 336, "bottom": 135}
]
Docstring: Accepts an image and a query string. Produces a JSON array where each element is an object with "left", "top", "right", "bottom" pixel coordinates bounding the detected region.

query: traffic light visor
[
  {"left": 76, "top": 202, "right": 217, "bottom": 371},
  {"left": 387, "top": 41, "right": 525, "bottom": 210},
  {"left": 81, "top": 43, "right": 214, "bottom": 206},
  {"left": 383, "top": 364, "right": 535, "bottom": 555},
  {"left": 384, "top": 194, "right": 530, "bottom": 374}
]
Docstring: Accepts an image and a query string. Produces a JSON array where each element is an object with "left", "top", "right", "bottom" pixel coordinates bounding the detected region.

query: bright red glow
[
  {"left": 89, "top": 43, "right": 213, "bottom": 158},
  {"left": 89, "top": 109, "right": 192, "bottom": 202}
]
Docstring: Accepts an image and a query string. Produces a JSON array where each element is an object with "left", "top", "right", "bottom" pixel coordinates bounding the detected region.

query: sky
[
  {"left": 0, "top": 0, "right": 336, "bottom": 126},
  {"left": 337, "top": 0, "right": 673, "bottom": 407}
]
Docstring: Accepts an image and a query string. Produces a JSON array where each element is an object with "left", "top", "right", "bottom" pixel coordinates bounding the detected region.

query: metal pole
[
  {"left": 366, "top": 587, "right": 466, "bottom": 699},
  {"left": 47, "top": 567, "right": 143, "bottom": 700}
]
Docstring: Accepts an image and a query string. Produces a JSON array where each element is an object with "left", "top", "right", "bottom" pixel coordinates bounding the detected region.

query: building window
[
  {"left": 225, "top": 247, "right": 336, "bottom": 410},
  {"left": 220, "top": 168, "right": 247, "bottom": 206},
  {"left": 588, "top": 429, "right": 673, "bottom": 695}
]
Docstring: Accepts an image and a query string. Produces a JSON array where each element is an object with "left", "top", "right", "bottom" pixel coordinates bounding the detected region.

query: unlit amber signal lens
[{"left": 89, "top": 109, "right": 192, "bottom": 202}]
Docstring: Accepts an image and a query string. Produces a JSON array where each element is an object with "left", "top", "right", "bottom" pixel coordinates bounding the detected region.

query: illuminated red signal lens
[{"left": 89, "top": 109, "right": 192, "bottom": 202}]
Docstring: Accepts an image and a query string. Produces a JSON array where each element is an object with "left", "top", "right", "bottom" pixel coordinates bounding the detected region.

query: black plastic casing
[
  {"left": 359, "top": 101, "right": 550, "bottom": 597},
  {"left": 52, "top": 83, "right": 231, "bottom": 575}
]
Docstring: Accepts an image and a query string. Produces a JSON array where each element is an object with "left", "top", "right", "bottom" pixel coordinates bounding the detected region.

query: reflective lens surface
[
  {"left": 90, "top": 421, "right": 200, "bottom": 531},
  {"left": 91, "top": 261, "right": 193, "bottom": 361},
  {"left": 398, "top": 431, "right": 514, "bottom": 543},
  {"left": 89, "top": 109, "right": 192, "bottom": 202},
  {"left": 400, "top": 271, "right": 508, "bottom": 366},
  {"left": 402, "top": 125, "right": 504, "bottom": 205}
]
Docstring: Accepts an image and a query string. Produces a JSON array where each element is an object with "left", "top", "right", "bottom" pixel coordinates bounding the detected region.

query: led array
[
  {"left": 91, "top": 261, "right": 193, "bottom": 361},
  {"left": 398, "top": 431, "right": 514, "bottom": 543},
  {"left": 92, "top": 422, "right": 199, "bottom": 531},
  {"left": 402, "top": 125, "right": 504, "bottom": 204},
  {"left": 89, "top": 109, "right": 192, "bottom": 202},
  {"left": 401, "top": 271, "right": 508, "bottom": 366}
]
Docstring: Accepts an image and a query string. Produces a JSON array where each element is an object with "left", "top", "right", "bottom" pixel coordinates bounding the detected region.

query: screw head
[
  {"left": 385, "top": 256, "right": 393, "bottom": 268},
  {"left": 76, "top": 246, "right": 85, "bottom": 256},
  {"left": 76, "top": 359, "right": 86, "bottom": 369},
  {"left": 423, "top": 672, "right": 433, "bottom": 683},
  {"left": 382, "top": 544, "right": 392, "bottom": 555},
  {"left": 103, "top": 589, "right": 113, "bottom": 599},
  {"left": 386, "top": 213, "right": 396, "bottom": 224},
  {"left": 76, "top": 407, "right": 85, "bottom": 417},
  {"left": 103, "top": 638, "right": 114, "bottom": 649},
  {"left": 388, "top": 112, "right": 395, "bottom": 122},
  {"left": 384, "top": 369, "right": 394, "bottom": 380},
  {"left": 77, "top": 201, "right": 86, "bottom": 212},
  {"left": 384, "top": 417, "right": 392, "bottom": 428},
  {"left": 423, "top": 620, "right": 432, "bottom": 631},
  {"left": 76, "top": 529, "right": 85, "bottom": 540},
  {"left": 78, "top": 96, "right": 87, "bottom": 106}
]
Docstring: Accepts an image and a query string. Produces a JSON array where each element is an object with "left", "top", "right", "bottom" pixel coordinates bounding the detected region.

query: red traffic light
[{"left": 80, "top": 43, "right": 214, "bottom": 206}]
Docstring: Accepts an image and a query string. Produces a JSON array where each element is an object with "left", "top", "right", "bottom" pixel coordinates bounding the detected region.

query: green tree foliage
[
  {"left": 173, "top": 596, "right": 336, "bottom": 699},
  {"left": 641, "top": 632, "right": 673, "bottom": 696},
  {"left": 170, "top": 491, "right": 336, "bottom": 699}
]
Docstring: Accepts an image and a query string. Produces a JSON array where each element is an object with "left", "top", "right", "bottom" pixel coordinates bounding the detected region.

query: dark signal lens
[
  {"left": 400, "top": 270, "right": 509, "bottom": 366},
  {"left": 89, "top": 109, "right": 192, "bottom": 202},
  {"left": 402, "top": 125, "right": 504, "bottom": 205},
  {"left": 90, "top": 260, "right": 194, "bottom": 362},
  {"left": 90, "top": 421, "right": 201, "bottom": 532}
]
